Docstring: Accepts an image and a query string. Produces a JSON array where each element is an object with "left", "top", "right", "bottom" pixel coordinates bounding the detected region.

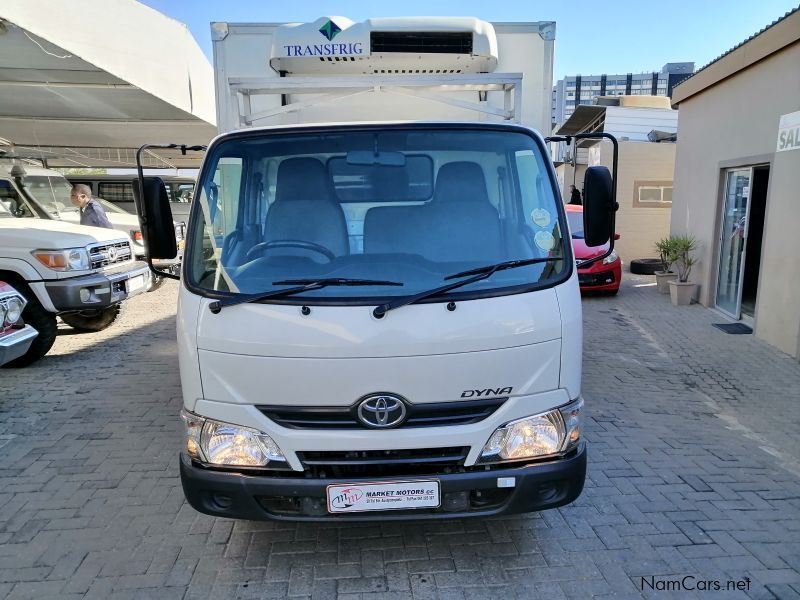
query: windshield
[
  {"left": 21, "top": 175, "right": 77, "bottom": 216},
  {"left": 187, "top": 127, "right": 570, "bottom": 302},
  {"left": 567, "top": 211, "right": 584, "bottom": 238}
]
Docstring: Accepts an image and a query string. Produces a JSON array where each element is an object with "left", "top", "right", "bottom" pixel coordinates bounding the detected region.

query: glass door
[{"left": 715, "top": 168, "right": 752, "bottom": 318}]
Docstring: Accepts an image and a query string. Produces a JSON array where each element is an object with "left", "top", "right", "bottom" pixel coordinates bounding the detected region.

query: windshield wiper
[
  {"left": 209, "top": 277, "right": 403, "bottom": 313},
  {"left": 373, "top": 257, "right": 561, "bottom": 318}
]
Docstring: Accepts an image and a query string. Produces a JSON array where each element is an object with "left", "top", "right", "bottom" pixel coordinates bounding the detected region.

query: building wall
[
  {"left": 671, "top": 42, "right": 800, "bottom": 358},
  {"left": 593, "top": 140, "right": 674, "bottom": 261}
]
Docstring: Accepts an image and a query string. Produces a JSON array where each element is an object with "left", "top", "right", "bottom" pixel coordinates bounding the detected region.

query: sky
[{"left": 141, "top": 0, "right": 799, "bottom": 80}]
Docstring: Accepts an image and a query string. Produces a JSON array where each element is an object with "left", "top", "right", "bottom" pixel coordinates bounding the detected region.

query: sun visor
[{"left": 269, "top": 16, "right": 498, "bottom": 75}]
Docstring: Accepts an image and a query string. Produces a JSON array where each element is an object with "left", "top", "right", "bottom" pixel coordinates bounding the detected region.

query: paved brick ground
[{"left": 1, "top": 275, "right": 799, "bottom": 599}]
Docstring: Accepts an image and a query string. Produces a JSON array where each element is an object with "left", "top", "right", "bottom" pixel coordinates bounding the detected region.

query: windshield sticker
[
  {"left": 531, "top": 208, "right": 551, "bottom": 228},
  {"left": 534, "top": 230, "right": 556, "bottom": 252}
]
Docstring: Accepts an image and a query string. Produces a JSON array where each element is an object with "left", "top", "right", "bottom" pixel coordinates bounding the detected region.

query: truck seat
[
  {"left": 364, "top": 162, "right": 503, "bottom": 264},
  {"left": 264, "top": 157, "right": 349, "bottom": 258},
  {"left": 426, "top": 161, "right": 503, "bottom": 262}
]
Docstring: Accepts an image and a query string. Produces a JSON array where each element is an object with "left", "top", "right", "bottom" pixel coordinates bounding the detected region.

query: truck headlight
[
  {"left": 31, "top": 248, "right": 90, "bottom": 271},
  {"left": 602, "top": 250, "right": 619, "bottom": 265},
  {"left": 5, "top": 296, "right": 24, "bottom": 324},
  {"left": 478, "top": 398, "right": 583, "bottom": 463},
  {"left": 180, "top": 409, "right": 286, "bottom": 467}
]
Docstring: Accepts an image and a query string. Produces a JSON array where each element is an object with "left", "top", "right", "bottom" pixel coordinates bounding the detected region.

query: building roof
[
  {"left": 556, "top": 105, "right": 606, "bottom": 136},
  {"left": 672, "top": 6, "right": 800, "bottom": 106}
]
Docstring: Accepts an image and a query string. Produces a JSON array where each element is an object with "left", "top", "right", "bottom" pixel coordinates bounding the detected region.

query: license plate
[
  {"left": 327, "top": 480, "right": 440, "bottom": 514},
  {"left": 127, "top": 275, "right": 146, "bottom": 294}
]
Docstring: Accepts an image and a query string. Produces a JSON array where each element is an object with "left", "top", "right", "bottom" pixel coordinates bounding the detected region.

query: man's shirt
[{"left": 80, "top": 198, "right": 113, "bottom": 229}]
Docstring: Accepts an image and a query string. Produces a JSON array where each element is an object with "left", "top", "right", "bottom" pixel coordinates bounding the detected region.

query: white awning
[{"left": 0, "top": 0, "right": 216, "bottom": 167}]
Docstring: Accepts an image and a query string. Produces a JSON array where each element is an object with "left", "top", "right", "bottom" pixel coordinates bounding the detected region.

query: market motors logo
[
  {"left": 330, "top": 487, "right": 363, "bottom": 509},
  {"left": 319, "top": 19, "right": 342, "bottom": 41}
]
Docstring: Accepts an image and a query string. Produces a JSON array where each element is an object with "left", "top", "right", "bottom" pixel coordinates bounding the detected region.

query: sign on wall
[{"left": 777, "top": 110, "right": 800, "bottom": 153}]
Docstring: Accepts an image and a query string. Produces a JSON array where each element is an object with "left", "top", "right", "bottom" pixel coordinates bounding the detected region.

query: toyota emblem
[
  {"left": 357, "top": 394, "right": 407, "bottom": 429},
  {"left": 107, "top": 246, "right": 116, "bottom": 260}
]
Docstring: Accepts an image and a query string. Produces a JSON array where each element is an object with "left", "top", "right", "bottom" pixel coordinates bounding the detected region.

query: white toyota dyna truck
[{"left": 136, "top": 17, "right": 618, "bottom": 520}]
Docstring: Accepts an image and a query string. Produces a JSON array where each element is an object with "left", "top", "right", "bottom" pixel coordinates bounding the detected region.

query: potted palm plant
[
  {"left": 653, "top": 237, "right": 677, "bottom": 294},
  {"left": 668, "top": 235, "right": 698, "bottom": 306}
]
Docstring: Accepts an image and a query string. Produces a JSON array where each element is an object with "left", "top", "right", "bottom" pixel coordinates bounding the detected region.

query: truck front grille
[
  {"left": 88, "top": 241, "right": 132, "bottom": 269},
  {"left": 259, "top": 397, "right": 506, "bottom": 430},
  {"left": 296, "top": 447, "right": 469, "bottom": 478}
]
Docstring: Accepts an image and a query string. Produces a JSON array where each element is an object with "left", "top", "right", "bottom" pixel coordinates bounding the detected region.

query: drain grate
[{"left": 713, "top": 323, "right": 752, "bottom": 334}]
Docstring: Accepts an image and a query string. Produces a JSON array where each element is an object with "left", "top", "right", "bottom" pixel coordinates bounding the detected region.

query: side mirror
[
  {"left": 132, "top": 177, "right": 177, "bottom": 259},
  {"left": 583, "top": 166, "right": 616, "bottom": 247}
]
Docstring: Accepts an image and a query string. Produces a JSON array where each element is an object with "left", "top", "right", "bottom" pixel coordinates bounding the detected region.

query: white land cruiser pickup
[
  {"left": 0, "top": 163, "right": 184, "bottom": 291},
  {"left": 0, "top": 199, "right": 150, "bottom": 366}
]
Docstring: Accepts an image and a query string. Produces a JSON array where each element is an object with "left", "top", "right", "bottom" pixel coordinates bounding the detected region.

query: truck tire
[
  {"left": 60, "top": 305, "right": 121, "bottom": 332},
  {"left": 629, "top": 258, "right": 665, "bottom": 275},
  {"left": 3, "top": 290, "right": 58, "bottom": 368}
]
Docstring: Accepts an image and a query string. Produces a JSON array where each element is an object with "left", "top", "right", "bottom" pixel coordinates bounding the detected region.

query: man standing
[
  {"left": 70, "top": 184, "right": 113, "bottom": 228},
  {"left": 568, "top": 184, "right": 582, "bottom": 205}
]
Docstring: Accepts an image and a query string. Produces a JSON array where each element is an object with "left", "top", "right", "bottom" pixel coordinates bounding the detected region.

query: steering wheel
[{"left": 245, "top": 239, "right": 336, "bottom": 262}]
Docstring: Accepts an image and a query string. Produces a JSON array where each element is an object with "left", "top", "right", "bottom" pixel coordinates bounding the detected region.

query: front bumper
[
  {"left": 0, "top": 325, "right": 38, "bottom": 366},
  {"left": 45, "top": 262, "right": 151, "bottom": 311},
  {"left": 180, "top": 443, "right": 586, "bottom": 522},
  {"left": 577, "top": 263, "right": 621, "bottom": 291}
]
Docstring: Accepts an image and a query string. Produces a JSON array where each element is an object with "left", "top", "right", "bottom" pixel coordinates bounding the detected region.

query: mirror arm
[
  {"left": 136, "top": 143, "right": 206, "bottom": 281},
  {"left": 547, "top": 133, "right": 619, "bottom": 268}
]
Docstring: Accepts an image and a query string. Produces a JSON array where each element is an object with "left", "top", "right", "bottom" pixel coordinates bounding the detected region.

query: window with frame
[
  {"left": 633, "top": 180, "right": 673, "bottom": 207},
  {"left": 98, "top": 182, "right": 135, "bottom": 203}
]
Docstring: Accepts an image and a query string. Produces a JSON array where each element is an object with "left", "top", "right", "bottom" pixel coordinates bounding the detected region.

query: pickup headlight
[
  {"left": 180, "top": 409, "right": 286, "bottom": 467},
  {"left": 31, "top": 248, "right": 90, "bottom": 271},
  {"left": 478, "top": 398, "right": 583, "bottom": 463},
  {"left": 4, "top": 296, "right": 24, "bottom": 325},
  {"left": 602, "top": 250, "right": 619, "bottom": 265}
]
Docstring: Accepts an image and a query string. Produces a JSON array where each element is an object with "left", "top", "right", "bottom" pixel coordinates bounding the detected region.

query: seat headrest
[
  {"left": 275, "top": 157, "right": 335, "bottom": 203},
  {"left": 434, "top": 161, "right": 489, "bottom": 203}
]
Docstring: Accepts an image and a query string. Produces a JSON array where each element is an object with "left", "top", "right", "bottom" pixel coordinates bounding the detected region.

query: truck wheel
[
  {"left": 629, "top": 258, "right": 665, "bottom": 275},
  {"left": 3, "top": 292, "right": 58, "bottom": 368},
  {"left": 60, "top": 305, "right": 121, "bottom": 332}
]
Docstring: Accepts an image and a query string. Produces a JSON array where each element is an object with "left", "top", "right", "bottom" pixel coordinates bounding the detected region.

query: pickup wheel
[
  {"left": 3, "top": 290, "right": 57, "bottom": 368},
  {"left": 60, "top": 305, "right": 121, "bottom": 332}
]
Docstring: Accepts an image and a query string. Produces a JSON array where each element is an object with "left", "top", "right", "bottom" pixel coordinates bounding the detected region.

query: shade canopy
[{"left": 0, "top": 0, "right": 216, "bottom": 168}]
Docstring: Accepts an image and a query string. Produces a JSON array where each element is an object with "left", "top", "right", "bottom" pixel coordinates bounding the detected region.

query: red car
[{"left": 566, "top": 205, "right": 621, "bottom": 294}]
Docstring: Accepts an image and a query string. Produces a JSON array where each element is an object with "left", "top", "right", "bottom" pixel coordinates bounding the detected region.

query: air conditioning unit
[{"left": 269, "top": 16, "right": 498, "bottom": 75}]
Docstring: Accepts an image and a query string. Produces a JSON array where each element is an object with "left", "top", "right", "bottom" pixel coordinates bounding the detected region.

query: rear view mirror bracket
[
  {"left": 546, "top": 132, "right": 619, "bottom": 267},
  {"left": 135, "top": 143, "right": 206, "bottom": 280}
]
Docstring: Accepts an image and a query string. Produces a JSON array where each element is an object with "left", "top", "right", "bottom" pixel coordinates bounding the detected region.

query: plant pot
[
  {"left": 654, "top": 271, "right": 677, "bottom": 294},
  {"left": 669, "top": 281, "right": 695, "bottom": 306}
]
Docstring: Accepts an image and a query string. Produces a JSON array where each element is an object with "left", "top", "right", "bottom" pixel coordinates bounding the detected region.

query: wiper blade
[
  {"left": 373, "top": 257, "right": 561, "bottom": 318},
  {"left": 209, "top": 277, "right": 402, "bottom": 313},
  {"left": 443, "top": 257, "right": 562, "bottom": 280}
]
